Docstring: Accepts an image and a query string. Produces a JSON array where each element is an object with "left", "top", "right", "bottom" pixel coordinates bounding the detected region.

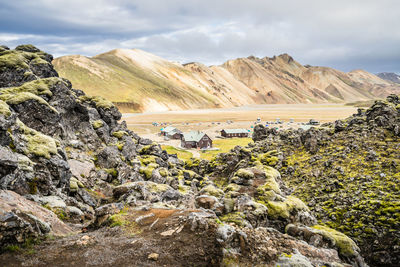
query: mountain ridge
[{"left": 53, "top": 49, "right": 400, "bottom": 112}]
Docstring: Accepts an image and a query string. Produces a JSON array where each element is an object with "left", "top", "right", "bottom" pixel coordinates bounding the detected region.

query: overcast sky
[{"left": 1, "top": 0, "right": 399, "bottom": 73}]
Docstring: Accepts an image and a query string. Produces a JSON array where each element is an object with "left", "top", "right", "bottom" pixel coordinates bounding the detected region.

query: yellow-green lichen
[
  {"left": 91, "top": 120, "right": 104, "bottom": 130},
  {"left": 1, "top": 77, "right": 66, "bottom": 97},
  {"left": 79, "top": 95, "right": 114, "bottom": 110},
  {"left": 0, "top": 50, "right": 40, "bottom": 70},
  {"left": 139, "top": 163, "right": 158, "bottom": 179},
  {"left": 0, "top": 92, "right": 57, "bottom": 113},
  {"left": 139, "top": 156, "right": 157, "bottom": 166},
  {"left": 220, "top": 212, "right": 246, "bottom": 227},
  {"left": 235, "top": 168, "right": 254, "bottom": 179},
  {"left": 112, "top": 131, "right": 127, "bottom": 139},
  {"left": 17, "top": 119, "right": 58, "bottom": 159},
  {"left": 158, "top": 168, "right": 168, "bottom": 177},
  {"left": 0, "top": 100, "right": 11, "bottom": 117},
  {"left": 200, "top": 184, "right": 224, "bottom": 198},
  {"left": 312, "top": 225, "right": 357, "bottom": 257},
  {"left": 147, "top": 182, "right": 170, "bottom": 193},
  {"left": 266, "top": 196, "right": 309, "bottom": 219}
]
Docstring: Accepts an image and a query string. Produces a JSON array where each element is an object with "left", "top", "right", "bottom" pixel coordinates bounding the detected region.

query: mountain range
[
  {"left": 377, "top": 72, "right": 400, "bottom": 84},
  {"left": 53, "top": 49, "right": 400, "bottom": 112}
]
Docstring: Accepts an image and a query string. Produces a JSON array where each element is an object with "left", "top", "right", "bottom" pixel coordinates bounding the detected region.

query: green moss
[
  {"left": 266, "top": 196, "right": 308, "bottom": 219},
  {"left": 256, "top": 166, "right": 281, "bottom": 197},
  {"left": 116, "top": 142, "right": 124, "bottom": 151},
  {"left": 178, "top": 185, "right": 191, "bottom": 194},
  {"left": 3, "top": 245, "right": 21, "bottom": 252},
  {"left": 0, "top": 100, "right": 11, "bottom": 117},
  {"left": 158, "top": 168, "right": 168, "bottom": 177},
  {"left": 147, "top": 182, "right": 170, "bottom": 193},
  {"left": 54, "top": 208, "right": 68, "bottom": 221},
  {"left": 17, "top": 119, "right": 58, "bottom": 159},
  {"left": 139, "top": 163, "right": 158, "bottom": 179},
  {"left": 112, "top": 131, "right": 127, "bottom": 139},
  {"left": 235, "top": 168, "right": 254, "bottom": 179},
  {"left": 69, "top": 177, "right": 84, "bottom": 192},
  {"left": 220, "top": 212, "right": 246, "bottom": 227},
  {"left": 224, "top": 183, "right": 241, "bottom": 193},
  {"left": 258, "top": 150, "right": 279, "bottom": 166},
  {"left": 201, "top": 184, "right": 224, "bottom": 198},
  {"left": 0, "top": 92, "right": 57, "bottom": 113},
  {"left": 312, "top": 225, "right": 357, "bottom": 257},
  {"left": 139, "top": 155, "right": 157, "bottom": 165},
  {"left": 105, "top": 168, "right": 118, "bottom": 177},
  {"left": 139, "top": 144, "right": 154, "bottom": 154},
  {"left": 91, "top": 120, "right": 104, "bottom": 129},
  {"left": 79, "top": 95, "right": 114, "bottom": 110},
  {"left": 2, "top": 77, "right": 65, "bottom": 97},
  {"left": 0, "top": 50, "right": 30, "bottom": 70},
  {"left": 183, "top": 170, "right": 198, "bottom": 179}
]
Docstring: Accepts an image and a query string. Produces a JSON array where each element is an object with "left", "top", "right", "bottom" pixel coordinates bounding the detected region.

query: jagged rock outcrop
[
  {"left": 0, "top": 45, "right": 367, "bottom": 267},
  {"left": 251, "top": 95, "right": 400, "bottom": 266}
]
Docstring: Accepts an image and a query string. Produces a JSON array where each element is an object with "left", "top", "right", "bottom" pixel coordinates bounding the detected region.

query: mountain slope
[
  {"left": 53, "top": 49, "right": 400, "bottom": 112},
  {"left": 377, "top": 72, "right": 400, "bottom": 84}
]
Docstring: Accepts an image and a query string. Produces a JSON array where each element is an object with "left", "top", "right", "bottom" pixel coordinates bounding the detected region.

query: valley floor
[{"left": 124, "top": 103, "right": 357, "bottom": 159}]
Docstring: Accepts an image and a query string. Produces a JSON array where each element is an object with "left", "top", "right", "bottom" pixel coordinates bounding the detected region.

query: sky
[{"left": 0, "top": 0, "right": 399, "bottom": 73}]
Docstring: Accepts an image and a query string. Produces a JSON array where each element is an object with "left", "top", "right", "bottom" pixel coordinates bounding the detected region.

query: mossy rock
[
  {"left": 112, "top": 131, "right": 127, "bottom": 139},
  {"left": 312, "top": 225, "right": 358, "bottom": 257},
  {"left": 139, "top": 156, "right": 157, "bottom": 166},
  {"left": 2, "top": 77, "right": 66, "bottom": 97},
  {"left": 15, "top": 44, "right": 41, "bottom": 53},
  {"left": 178, "top": 185, "right": 191, "bottom": 195},
  {"left": 79, "top": 95, "right": 114, "bottom": 110},
  {"left": 0, "top": 92, "right": 57, "bottom": 113},
  {"left": 16, "top": 119, "right": 58, "bottom": 159},
  {"left": 70, "top": 177, "right": 84, "bottom": 192},
  {"left": 256, "top": 166, "right": 281, "bottom": 196},
  {"left": 200, "top": 184, "right": 224, "bottom": 198},
  {"left": 235, "top": 168, "right": 254, "bottom": 179},
  {"left": 91, "top": 120, "right": 104, "bottom": 130},
  {"left": 147, "top": 182, "right": 170, "bottom": 193},
  {"left": 105, "top": 168, "right": 118, "bottom": 178},
  {"left": 220, "top": 212, "right": 247, "bottom": 227},
  {"left": 258, "top": 150, "right": 279, "bottom": 166},
  {"left": 158, "top": 168, "right": 168, "bottom": 177},
  {"left": 266, "top": 196, "right": 309, "bottom": 219},
  {"left": 139, "top": 163, "right": 158, "bottom": 179},
  {"left": 0, "top": 100, "right": 11, "bottom": 117}
]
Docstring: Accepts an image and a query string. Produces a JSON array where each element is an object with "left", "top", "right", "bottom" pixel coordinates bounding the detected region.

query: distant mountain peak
[{"left": 377, "top": 72, "right": 400, "bottom": 84}]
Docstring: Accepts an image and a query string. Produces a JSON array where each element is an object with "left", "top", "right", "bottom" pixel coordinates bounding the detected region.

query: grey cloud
[{"left": 0, "top": 0, "right": 399, "bottom": 73}]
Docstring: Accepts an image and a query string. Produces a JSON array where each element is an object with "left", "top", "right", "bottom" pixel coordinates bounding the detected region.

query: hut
[
  {"left": 160, "top": 126, "right": 182, "bottom": 139},
  {"left": 221, "top": 129, "right": 249, "bottom": 138},
  {"left": 181, "top": 131, "right": 212, "bottom": 149}
]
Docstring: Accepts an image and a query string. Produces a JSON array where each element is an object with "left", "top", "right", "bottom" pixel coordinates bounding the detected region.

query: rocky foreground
[{"left": 0, "top": 44, "right": 391, "bottom": 266}]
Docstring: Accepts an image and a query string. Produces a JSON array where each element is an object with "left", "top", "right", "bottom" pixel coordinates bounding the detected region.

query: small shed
[
  {"left": 161, "top": 126, "right": 182, "bottom": 139},
  {"left": 221, "top": 129, "right": 249, "bottom": 138},
  {"left": 181, "top": 131, "right": 212, "bottom": 149}
]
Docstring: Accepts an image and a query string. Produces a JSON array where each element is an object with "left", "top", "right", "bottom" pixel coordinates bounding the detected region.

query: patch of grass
[
  {"left": 200, "top": 138, "right": 253, "bottom": 160},
  {"left": 161, "top": 145, "right": 193, "bottom": 161}
]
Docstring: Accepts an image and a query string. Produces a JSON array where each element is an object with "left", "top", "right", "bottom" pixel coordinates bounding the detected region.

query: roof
[
  {"left": 182, "top": 131, "right": 207, "bottom": 142},
  {"left": 167, "top": 129, "right": 182, "bottom": 135},
  {"left": 161, "top": 126, "right": 177, "bottom": 133},
  {"left": 222, "top": 129, "right": 249, "bottom": 134}
]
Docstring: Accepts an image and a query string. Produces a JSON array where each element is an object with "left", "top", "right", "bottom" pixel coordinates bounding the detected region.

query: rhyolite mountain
[
  {"left": 377, "top": 72, "right": 400, "bottom": 84},
  {"left": 0, "top": 45, "right": 371, "bottom": 266},
  {"left": 53, "top": 49, "right": 400, "bottom": 112}
]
